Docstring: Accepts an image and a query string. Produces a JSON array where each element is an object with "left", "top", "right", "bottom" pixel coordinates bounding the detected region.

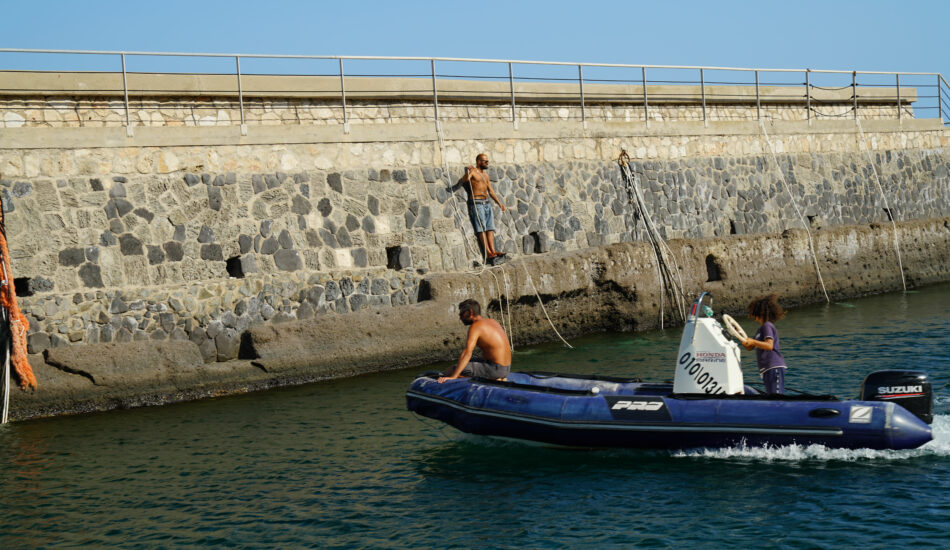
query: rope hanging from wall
[
  {"left": 856, "top": 119, "right": 907, "bottom": 291},
  {"left": 759, "top": 121, "right": 831, "bottom": 303},
  {"left": 0, "top": 185, "right": 37, "bottom": 400},
  {"left": 617, "top": 150, "right": 688, "bottom": 328}
]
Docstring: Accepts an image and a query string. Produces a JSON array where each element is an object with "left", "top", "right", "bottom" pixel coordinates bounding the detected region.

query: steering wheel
[{"left": 721, "top": 314, "right": 748, "bottom": 342}]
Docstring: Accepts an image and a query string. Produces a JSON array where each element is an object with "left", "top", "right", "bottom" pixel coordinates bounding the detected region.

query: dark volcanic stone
[
  {"left": 163, "top": 241, "right": 184, "bottom": 262},
  {"left": 362, "top": 216, "right": 376, "bottom": 233},
  {"left": 12, "top": 181, "right": 32, "bottom": 198},
  {"left": 252, "top": 175, "right": 266, "bottom": 194},
  {"left": 349, "top": 294, "right": 368, "bottom": 311},
  {"left": 239, "top": 234, "right": 252, "bottom": 254},
  {"left": 200, "top": 244, "right": 224, "bottom": 261},
  {"left": 317, "top": 198, "right": 332, "bottom": 217},
  {"left": 119, "top": 234, "right": 144, "bottom": 255},
  {"left": 114, "top": 198, "right": 134, "bottom": 217},
  {"left": 278, "top": 229, "right": 294, "bottom": 249},
  {"left": 100, "top": 231, "right": 118, "bottom": 246},
  {"left": 260, "top": 220, "right": 273, "bottom": 237},
  {"left": 274, "top": 249, "right": 303, "bottom": 271},
  {"left": 58, "top": 247, "right": 85, "bottom": 267},
  {"left": 259, "top": 236, "right": 279, "bottom": 255},
  {"left": 78, "top": 264, "right": 104, "bottom": 288},
  {"left": 207, "top": 186, "right": 222, "bottom": 211},
  {"left": 328, "top": 173, "right": 343, "bottom": 193},
  {"left": 133, "top": 208, "right": 154, "bottom": 222},
  {"left": 291, "top": 195, "right": 311, "bottom": 215},
  {"left": 325, "top": 280, "right": 341, "bottom": 301},
  {"left": 147, "top": 245, "right": 165, "bottom": 265}
]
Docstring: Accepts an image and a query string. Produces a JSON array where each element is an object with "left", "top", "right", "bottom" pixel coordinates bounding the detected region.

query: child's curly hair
[{"left": 747, "top": 294, "right": 785, "bottom": 322}]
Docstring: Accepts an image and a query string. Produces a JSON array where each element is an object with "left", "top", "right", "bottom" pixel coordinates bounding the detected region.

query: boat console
[{"left": 673, "top": 293, "right": 745, "bottom": 395}]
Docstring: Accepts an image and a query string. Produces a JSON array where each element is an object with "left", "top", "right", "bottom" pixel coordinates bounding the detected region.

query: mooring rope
[
  {"left": 1, "top": 312, "right": 9, "bottom": 424},
  {"left": 618, "top": 152, "right": 688, "bottom": 326},
  {"left": 759, "top": 121, "right": 831, "bottom": 303},
  {"left": 855, "top": 119, "right": 907, "bottom": 291},
  {"left": 0, "top": 183, "right": 36, "bottom": 418}
]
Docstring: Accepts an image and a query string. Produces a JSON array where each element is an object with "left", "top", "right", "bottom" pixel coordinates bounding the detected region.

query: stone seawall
[
  {"left": 9, "top": 218, "right": 950, "bottom": 420},
  {"left": 0, "top": 77, "right": 948, "bottom": 418},
  {"left": 2, "top": 122, "right": 948, "bottom": 363}
]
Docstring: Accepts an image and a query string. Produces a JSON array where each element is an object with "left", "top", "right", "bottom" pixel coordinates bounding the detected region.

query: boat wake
[{"left": 672, "top": 414, "right": 950, "bottom": 462}]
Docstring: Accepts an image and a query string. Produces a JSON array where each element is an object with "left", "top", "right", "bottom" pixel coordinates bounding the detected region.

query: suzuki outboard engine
[{"left": 860, "top": 370, "right": 933, "bottom": 424}]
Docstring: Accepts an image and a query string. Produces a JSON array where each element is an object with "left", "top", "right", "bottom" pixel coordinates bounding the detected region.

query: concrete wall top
[
  {"left": 0, "top": 71, "right": 918, "bottom": 104},
  {"left": 1, "top": 118, "right": 944, "bottom": 151}
]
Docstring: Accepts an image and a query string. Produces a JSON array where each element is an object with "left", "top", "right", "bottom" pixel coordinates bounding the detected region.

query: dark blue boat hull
[{"left": 406, "top": 373, "right": 932, "bottom": 450}]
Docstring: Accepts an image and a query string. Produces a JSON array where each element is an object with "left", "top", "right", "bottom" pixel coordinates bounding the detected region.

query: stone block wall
[
  {"left": 3, "top": 145, "right": 949, "bottom": 359},
  {"left": 1, "top": 94, "right": 948, "bottom": 361}
]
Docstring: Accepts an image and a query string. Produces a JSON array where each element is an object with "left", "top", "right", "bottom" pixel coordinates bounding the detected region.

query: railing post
[
  {"left": 853, "top": 71, "right": 858, "bottom": 121},
  {"left": 508, "top": 62, "right": 517, "bottom": 129},
  {"left": 755, "top": 70, "right": 760, "bottom": 121},
  {"left": 700, "top": 68, "right": 707, "bottom": 126},
  {"left": 236, "top": 56, "right": 247, "bottom": 136},
  {"left": 339, "top": 58, "right": 349, "bottom": 134},
  {"left": 120, "top": 53, "right": 132, "bottom": 137},
  {"left": 431, "top": 59, "right": 440, "bottom": 132},
  {"left": 642, "top": 66, "right": 649, "bottom": 127},
  {"left": 896, "top": 73, "right": 901, "bottom": 123},
  {"left": 805, "top": 69, "right": 811, "bottom": 125},
  {"left": 938, "top": 74, "right": 943, "bottom": 122},
  {"left": 578, "top": 64, "right": 586, "bottom": 128}
]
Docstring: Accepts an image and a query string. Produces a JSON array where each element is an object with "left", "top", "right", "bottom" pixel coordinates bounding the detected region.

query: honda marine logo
[{"left": 611, "top": 400, "right": 664, "bottom": 411}]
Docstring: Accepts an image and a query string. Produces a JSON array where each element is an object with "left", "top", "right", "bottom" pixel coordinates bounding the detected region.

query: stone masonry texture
[{"left": 0, "top": 80, "right": 948, "bottom": 419}]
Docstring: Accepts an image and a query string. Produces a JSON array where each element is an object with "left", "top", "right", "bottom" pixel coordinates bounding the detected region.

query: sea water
[{"left": 0, "top": 284, "right": 948, "bottom": 548}]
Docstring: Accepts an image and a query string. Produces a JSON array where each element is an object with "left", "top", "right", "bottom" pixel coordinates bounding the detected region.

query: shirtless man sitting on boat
[
  {"left": 438, "top": 299, "right": 512, "bottom": 383},
  {"left": 462, "top": 154, "right": 507, "bottom": 263}
]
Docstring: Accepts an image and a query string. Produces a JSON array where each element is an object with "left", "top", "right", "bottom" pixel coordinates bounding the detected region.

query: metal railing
[{"left": 1, "top": 48, "right": 948, "bottom": 135}]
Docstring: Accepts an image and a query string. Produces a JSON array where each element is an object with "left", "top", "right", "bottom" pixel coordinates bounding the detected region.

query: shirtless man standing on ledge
[
  {"left": 462, "top": 154, "right": 506, "bottom": 262},
  {"left": 438, "top": 299, "right": 512, "bottom": 383}
]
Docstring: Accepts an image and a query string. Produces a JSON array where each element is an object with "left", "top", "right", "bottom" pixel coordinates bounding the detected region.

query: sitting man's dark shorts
[{"left": 460, "top": 359, "right": 510, "bottom": 379}]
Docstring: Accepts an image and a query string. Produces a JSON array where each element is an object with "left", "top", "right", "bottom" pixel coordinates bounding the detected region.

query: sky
[{"left": 0, "top": 0, "right": 948, "bottom": 105}]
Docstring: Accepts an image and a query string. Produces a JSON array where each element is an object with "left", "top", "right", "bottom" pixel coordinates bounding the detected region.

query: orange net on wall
[{"left": 0, "top": 192, "right": 36, "bottom": 390}]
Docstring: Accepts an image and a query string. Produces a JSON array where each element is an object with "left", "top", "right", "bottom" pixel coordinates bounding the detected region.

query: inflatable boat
[{"left": 406, "top": 294, "right": 933, "bottom": 450}]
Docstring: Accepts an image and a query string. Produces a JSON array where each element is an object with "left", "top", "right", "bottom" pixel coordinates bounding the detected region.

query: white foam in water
[{"left": 672, "top": 414, "right": 950, "bottom": 462}]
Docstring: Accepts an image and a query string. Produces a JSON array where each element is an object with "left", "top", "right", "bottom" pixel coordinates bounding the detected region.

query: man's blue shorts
[{"left": 468, "top": 199, "right": 495, "bottom": 232}]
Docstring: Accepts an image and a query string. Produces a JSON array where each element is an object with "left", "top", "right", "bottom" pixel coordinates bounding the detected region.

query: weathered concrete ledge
[{"left": 8, "top": 216, "right": 949, "bottom": 421}]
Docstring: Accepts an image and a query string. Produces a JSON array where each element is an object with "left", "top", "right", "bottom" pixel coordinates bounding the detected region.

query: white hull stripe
[{"left": 408, "top": 391, "right": 845, "bottom": 437}]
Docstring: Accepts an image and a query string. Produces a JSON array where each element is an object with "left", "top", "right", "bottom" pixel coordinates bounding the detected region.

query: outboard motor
[
  {"left": 674, "top": 293, "right": 745, "bottom": 395},
  {"left": 860, "top": 370, "right": 933, "bottom": 424}
]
